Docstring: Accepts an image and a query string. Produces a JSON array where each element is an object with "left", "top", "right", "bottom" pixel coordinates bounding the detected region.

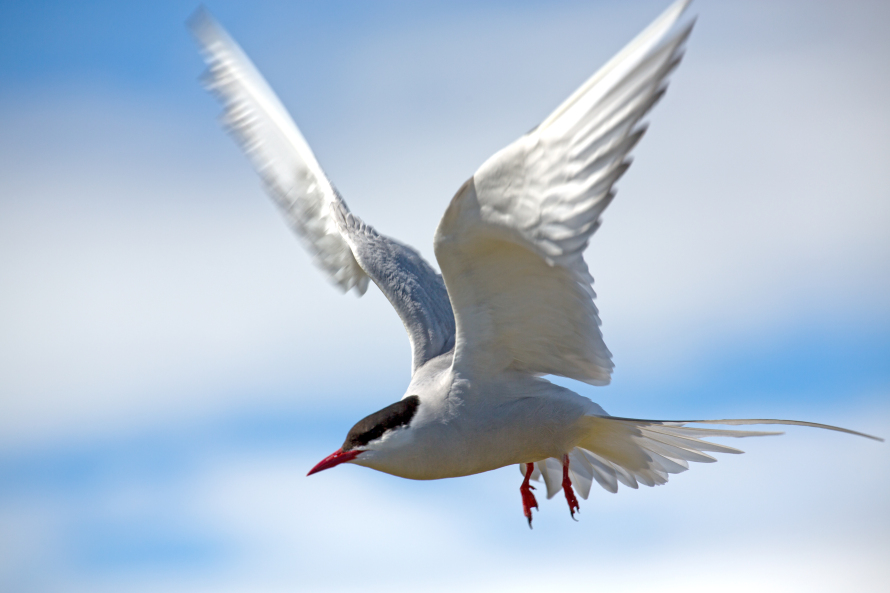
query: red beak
[{"left": 307, "top": 448, "right": 362, "bottom": 476}]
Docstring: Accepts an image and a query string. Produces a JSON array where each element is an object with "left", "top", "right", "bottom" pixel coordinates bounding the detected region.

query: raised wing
[
  {"left": 434, "top": 0, "right": 693, "bottom": 385},
  {"left": 190, "top": 10, "right": 455, "bottom": 372},
  {"left": 189, "top": 9, "right": 366, "bottom": 294}
]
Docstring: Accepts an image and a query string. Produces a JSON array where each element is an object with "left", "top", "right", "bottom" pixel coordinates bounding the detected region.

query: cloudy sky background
[{"left": 1, "top": 0, "right": 888, "bottom": 591}]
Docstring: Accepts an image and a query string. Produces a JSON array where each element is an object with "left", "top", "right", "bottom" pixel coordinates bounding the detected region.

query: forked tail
[{"left": 522, "top": 416, "right": 882, "bottom": 500}]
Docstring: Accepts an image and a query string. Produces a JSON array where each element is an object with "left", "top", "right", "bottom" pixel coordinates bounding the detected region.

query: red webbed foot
[
  {"left": 520, "top": 462, "right": 538, "bottom": 528},
  {"left": 562, "top": 454, "right": 580, "bottom": 520}
]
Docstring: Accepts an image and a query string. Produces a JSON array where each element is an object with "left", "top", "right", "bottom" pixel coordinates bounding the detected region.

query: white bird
[{"left": 190, "top": 0, "right": 881, "bottom": 527}]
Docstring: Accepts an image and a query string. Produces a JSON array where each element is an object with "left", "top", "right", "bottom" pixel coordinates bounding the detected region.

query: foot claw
[
  {"left": 562, "top": 454, "right": 580, "bottom": 521},
  {"left": 520, "top": 462, "right": 538, "bottom": 528}
]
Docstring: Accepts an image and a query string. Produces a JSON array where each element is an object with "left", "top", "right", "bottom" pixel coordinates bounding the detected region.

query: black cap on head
[{"left": 342, "top": 396, "right": 420, "bottom": 451}]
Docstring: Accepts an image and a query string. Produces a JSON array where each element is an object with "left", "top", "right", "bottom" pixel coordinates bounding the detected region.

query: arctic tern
[{"left": 190, "top": 0, "right": 881, "bottom": 527}]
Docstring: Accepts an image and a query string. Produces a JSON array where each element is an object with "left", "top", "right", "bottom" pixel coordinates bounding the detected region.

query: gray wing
[
  {"left": 190, "top": 9, "right": 455, "bottom": 373},
  {"left": 333, "top": 203, "right": 455, "bottom": 371}
]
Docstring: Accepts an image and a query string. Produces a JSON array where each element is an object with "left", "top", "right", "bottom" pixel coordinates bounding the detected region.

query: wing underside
[{"left": 435, "top": 0, "right": 694, "bottom": 385}]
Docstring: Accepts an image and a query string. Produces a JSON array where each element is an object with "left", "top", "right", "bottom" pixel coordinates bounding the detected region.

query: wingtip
[
  {"left": 664, "top": 1, "right": 697, "bottom": 43},
  {"left": 186, "top": 4, "right": 228, "bottom": 48},
  {"left": 535, "top": 0, "right": 696, "bottom": 134},
  {"left": 186, "top": 4, "right": 211, "bottom": 35},
  {"left": 661, "top": 0, "right": 695, "bottom": 26},
  {"left": 673, "top": 0, "right": 694, "bottom": 17}
]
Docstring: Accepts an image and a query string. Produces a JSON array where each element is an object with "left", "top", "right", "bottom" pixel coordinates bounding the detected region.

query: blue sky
[{"left": 1, "top": 1, "right": 889, "bottom": 592}]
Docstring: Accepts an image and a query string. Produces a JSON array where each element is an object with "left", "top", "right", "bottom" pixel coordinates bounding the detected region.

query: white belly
[{"left": 354, "top": 369, "right": 596, "bottom": 480}]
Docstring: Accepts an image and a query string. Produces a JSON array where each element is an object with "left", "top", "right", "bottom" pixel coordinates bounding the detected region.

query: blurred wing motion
[
  {"left": 189, "top": 9, "right": 366, "bottom": 294},
  {"left": 189, "top": 10, "right": 455, "bottom": 371},
  {"left": 435, "top": 0, "right": 693, "bottom": 386}
]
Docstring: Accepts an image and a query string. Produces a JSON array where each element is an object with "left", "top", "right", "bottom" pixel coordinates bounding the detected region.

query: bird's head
[{"left": 307, "top": 395, "right": 421, "bottom": 476}]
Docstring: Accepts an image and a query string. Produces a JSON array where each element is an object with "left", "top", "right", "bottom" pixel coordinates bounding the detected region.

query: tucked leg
[
  {"left": 520, "top": 462, "right": 538, "bottom": 528},
  {"left": 562, "top": 454, "right": 580, "bottom": 519}
]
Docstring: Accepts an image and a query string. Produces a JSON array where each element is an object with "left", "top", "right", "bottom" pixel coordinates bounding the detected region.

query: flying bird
[{"left": 190, "top": 0, "right": 881, "bottom": 527}]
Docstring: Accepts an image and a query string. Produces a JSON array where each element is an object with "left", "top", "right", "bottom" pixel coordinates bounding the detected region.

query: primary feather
[
  {"left": 189, "top": 9, "right": 456, "bottom": 371},
  {"left": 189, "top": 8, "right": 367, "bottom": 295},
  {"left": 435, "top": 1, "right": 693, "bottom": 386}
]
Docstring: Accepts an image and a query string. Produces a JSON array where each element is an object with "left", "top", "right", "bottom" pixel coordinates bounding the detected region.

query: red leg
[
  {"left": 520, "top": 462, "right": 538, "bottom": 528},
  {"left": 562, "top": 454, "right": 580, "bottom": 520}
]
